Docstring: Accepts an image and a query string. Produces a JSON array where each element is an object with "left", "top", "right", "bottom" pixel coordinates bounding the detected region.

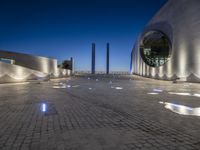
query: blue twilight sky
[{"left": 0, "top": 0, "right": 166, "bottom": 72}]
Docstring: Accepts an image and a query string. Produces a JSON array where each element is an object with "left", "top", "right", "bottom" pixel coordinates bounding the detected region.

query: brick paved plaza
[{"left": 0, "top": 76, "right": 200, "bottom": 150}]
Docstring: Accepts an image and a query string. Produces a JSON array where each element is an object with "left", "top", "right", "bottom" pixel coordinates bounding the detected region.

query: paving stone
[{"left": 0, "top": 77, "right": 199, "bottom": 150}]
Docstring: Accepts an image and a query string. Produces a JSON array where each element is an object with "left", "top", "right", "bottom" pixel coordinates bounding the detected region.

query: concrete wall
[
  {"left": 51, "top": 68, "right": 71, "bottom": 79},
  {"left": 0, "top": 61, "right": 49, "bottom": 83},
  {"left": 0, "top": 50, "right": 57, "bottom": 74},
  {"left": 131, "top": 0, "right": 200, "bottom": 82},
  {"left": 0, "top": 50, "right": 71, "bottom": 83}
]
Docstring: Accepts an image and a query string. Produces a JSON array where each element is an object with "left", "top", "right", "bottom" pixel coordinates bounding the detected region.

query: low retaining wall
[{"left": 0, "top": 62, "right": 71, "bottom": 83}]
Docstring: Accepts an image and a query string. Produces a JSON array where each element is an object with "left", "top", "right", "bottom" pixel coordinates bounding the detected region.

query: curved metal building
[{"left": 131, "top": 0, "right": 200, "bottom": 82}]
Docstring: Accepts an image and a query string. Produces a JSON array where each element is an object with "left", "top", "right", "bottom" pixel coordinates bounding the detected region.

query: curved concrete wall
[
  {"left": 131, "top": 0, "right": 200, "bottom": 82},
  {"left": 0, "top": 61, "right": 49, "bottom": 83},
  {"left": 0, "top": 50, "right": 57, "bottom": 74},
  {"left": 0, "top": 50, "right": 71, "bottom": 83}
]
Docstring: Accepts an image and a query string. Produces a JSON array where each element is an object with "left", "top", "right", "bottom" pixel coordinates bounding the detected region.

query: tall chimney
[
  {"left": 91, "top": 43, "right": 95, "bottom": 74},
  {"left": 106, "top": 43, "right": 110, "bottom": 74}
]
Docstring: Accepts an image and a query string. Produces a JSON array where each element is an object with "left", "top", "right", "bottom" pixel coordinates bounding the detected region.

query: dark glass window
[{"left": 140, "top": 31, "right": 171, "bottom": 67}]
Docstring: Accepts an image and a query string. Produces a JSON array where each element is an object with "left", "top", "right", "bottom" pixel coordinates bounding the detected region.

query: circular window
[{"left": 140, "top": 30, "right": 171, "bottom": 67}]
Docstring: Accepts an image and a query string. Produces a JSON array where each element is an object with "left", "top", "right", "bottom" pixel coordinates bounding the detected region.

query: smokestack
[
  {"left": 106, "top": 43, "right": 110, "bottom": 74},
  {"left": 91, "top": 43, "right": 96, "bottom": 74}
]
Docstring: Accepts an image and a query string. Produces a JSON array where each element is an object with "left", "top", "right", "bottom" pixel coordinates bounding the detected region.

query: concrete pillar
[
  {"left": 70, "top": 57, "right": 74, "bottom": 74},
  {"left": 130, "top": 50, "right": 133, "bottom": 74},
  {"left": 91, "top": 43, "right": 95, "bottom": 74},
  {"left": 106, "top": 43, "right": 110, "bottom": 74}
]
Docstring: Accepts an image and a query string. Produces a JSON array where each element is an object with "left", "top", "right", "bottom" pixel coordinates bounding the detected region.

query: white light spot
[
  {"left": 153, "top": 89, "right": 163, "bottom": 92},
  {"left": 168, "top": 92, "right": 191, "bottom": 96},
  {"left": 67, "top": 85, "right": 71, "bottom": 88},
  {"left": 115, "top": 87, "right": 123, "bottom": 90},
  {"left": 42, "top": 103, "right": 47, "bottom": 112},
  {"left": 193, "top": 93, "right": 200, "bottom": 97},
  {"left": 111, "top": 86, "right": 123, "bottom": 90},
  {"left": 53, "top": 85, "right": 66, "bottom": 89},
  {"left": 147, "top": 92, "right": 159, "bottom": 95},
  {"left": 159, "top": 102, "right": 200, "bottom": 116}
]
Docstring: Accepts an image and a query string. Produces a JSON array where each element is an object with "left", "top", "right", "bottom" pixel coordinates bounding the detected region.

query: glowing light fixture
[
  {"left": 153, "top": 89, "right": 163, "bottom": 92},
  {"left": 193, "top": 93, "right": 200, "bottom": 97},
  {"left": 67, "top": 85, "right": 71, "bottom": 88},
  {"left": 53, "top": 85, "right": 66, "bottom": 89},
  {"left": 115, "top": 87, "right": 123, "bottom": 90},
  {"left": 159, "top": 101, "right": 200, "bottom": 116},
  {"left": 168, "top": 92, "right": 200, "bottom": 98},
  {"left": 147, "top": 92, "right": 159, "bottom": 95},
  {"left": 168, "top": 92, "right": 191, "bottom": 96},
  {"left": 42, "top": 103, "right": 47, "bottom": 112},
  {"left": 110, "top": 86, "right": 123, "bottom": 90}
]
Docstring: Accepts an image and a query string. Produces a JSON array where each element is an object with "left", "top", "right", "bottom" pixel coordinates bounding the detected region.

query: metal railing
[{"left": 74, "top": 71, "right": 130, "bottom": 75}]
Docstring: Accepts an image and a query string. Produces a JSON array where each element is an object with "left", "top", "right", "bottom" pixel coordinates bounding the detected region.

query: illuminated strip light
[
  {"left": 42, "top": 103, "right": 47, "bottom": 112},
  {"left": 115, "top": 87, "right": 123, "bottom": 90},
  {"left": 168, "top": 92, "right": 191, "bottom": 96},
  {"left": 67, "top": 85, "right": 71, "bottom": 88},
  {"left": 111, "top": 86, "right": 123, "bottom": 90},
  {"left": 193, "top": 94, "right": 200, "bottom": 97},
  {"left": 159, "top": 101, "right": 200, "bottom": 116},
  {"left": 147, "top": 92, "right": 159, "bottom": 95},
  {"left": 53, "top": 85, "right": 66, "bottom": 89},
  {"left": 169, "top": 92, "right": 200, "bottom": 98},
  {"left": 153, "top": 89, "right": 163, "bottom": 92}
]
